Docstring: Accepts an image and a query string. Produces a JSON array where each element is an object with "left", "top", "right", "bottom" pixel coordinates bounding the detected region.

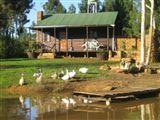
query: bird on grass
[
  {"left": 79, "top": 67, "right": 88, "bottom": 74},
  {"left": 33, "top": 69, "right": 41, "bottom": 77},
  {"left": 19, "top": 73, "right": 25, "bottom": 86},
  {"left": 68, "top": 70, "right": 76, "bottom": 79},
  {"left": 61, "top": 69, "right": 70, "bottom": 81},
  {"left": 33, "top": 69, "right": 42, "bottom": 83}
]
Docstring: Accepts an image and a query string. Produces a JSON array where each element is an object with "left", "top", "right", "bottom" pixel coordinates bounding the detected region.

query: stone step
[{"left": 38, "top": 53, "right": 55, "bottom": 59}]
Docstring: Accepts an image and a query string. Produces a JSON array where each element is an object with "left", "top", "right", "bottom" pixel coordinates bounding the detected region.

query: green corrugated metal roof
[{"left": 34, "top": 12, "right": 118, "bottom": 28}]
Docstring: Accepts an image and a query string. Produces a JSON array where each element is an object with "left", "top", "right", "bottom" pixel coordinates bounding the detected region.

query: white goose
[
  {"left": 33, "top": 69, "right": 41, "bottom": 77},
  {"left": 61, "top": 69, "right": 70, "bottom": 81},
  {"left": 79, "top": 67, "right": 88, "bottom": 74},
  {"left": 33, "top": 69, "right": 42, "bottom": 83},
  {"left": 19, "top": 73, "right": 25, "bottom": 86},
  {"left": 68, "top": 70, "right": 76, "bottom": 78},
  {"left": 36, "top": 72, "right": 42, "bottom": 83}
]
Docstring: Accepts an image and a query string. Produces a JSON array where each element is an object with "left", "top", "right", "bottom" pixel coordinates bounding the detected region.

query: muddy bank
[{"left": 3, "top": 71, "right": 160, "bottom": 96}]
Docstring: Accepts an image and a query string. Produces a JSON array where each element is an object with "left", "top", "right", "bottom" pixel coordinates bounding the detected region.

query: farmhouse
[{"left": 33, "top": 11, "right": 118, "bottom": 58}]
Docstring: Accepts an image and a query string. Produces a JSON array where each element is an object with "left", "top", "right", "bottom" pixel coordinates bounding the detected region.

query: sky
[
  {"left": 26, "top": 0, "right": 105, "bottom": 27},
  {"left": 25, "top": 0, "right": 82, "bottom": 27}
]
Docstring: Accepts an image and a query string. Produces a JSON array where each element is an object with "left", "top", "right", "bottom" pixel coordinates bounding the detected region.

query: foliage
[
  {"left": 124, "top": 1, "right": 141, "bottom": 37},
  {"left": 78, "top": 0, "right": 103, "bottom": 13},
  {"left": 0, "top": 0, "right": 33, "bottom": 36},
  {"left": 102, "top": 0, "right": 115, "bottom": 11},
  {"left": 0, "top": 36, "right": 6, "bottom": 58},
  {"left": 0, "top": 35, "right": 26, "bottom": 58},
  {"left": 0, "top": 31, "right": 36, "bottom": 58},
  {"left": 43, "top": 0, "right": 66, "bottom": 14},
  {"left": 96, "top": 48, "right": 108, "bottom": 54},
  {"left": 68, "top": 4, "right": 76, "bottom": 13},
  {"left": 154, "top": 0, "right": 160, "bottom": 45}
]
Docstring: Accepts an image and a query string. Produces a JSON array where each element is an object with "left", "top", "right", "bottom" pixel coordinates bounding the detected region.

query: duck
[
  {"left": 51, "top": 72, "right": 58, "bottom": 80},
  {"left": 33, "top": 69, "right": 42, "bottom": 77},
  {"left": 61, "top": 69, "right": 70, "bottom": 81},
  {"left": 36, "top": 72, "right": 42, "bottom": 83},
  {"left": 68, "top": 70, "right": 76, "bottom": 78},
  {"left": 79, "top": 67, "right": 88, "bottom": 74},
  {"left": 19, "top": 73, "right": 25, "bottom": 86},
  {"left": 123, "top": 62, "right": 131, "bottom": 71},
  {"left": 120, "top": 59, "right": 126, "bottom": 70},
  {"left": 106, "top": 98, "right": 111, "bottom": 106},
  {"left": 33, "top": 69, "right": 42, "bottom": 83}
]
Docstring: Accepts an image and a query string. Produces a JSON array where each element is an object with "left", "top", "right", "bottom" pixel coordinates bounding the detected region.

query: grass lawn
[{"left": 0, "top": 58, "right": 118, "bottom": 88}]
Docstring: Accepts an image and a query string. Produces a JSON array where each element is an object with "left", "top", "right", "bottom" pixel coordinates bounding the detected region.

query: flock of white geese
[{"left": 19, "top": 67, "right": 88, "bottom": 86}]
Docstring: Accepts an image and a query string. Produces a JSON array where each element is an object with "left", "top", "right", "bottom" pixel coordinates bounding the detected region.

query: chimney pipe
[{"left": 37, "top": 11, "right": 43, "bottom": 22}]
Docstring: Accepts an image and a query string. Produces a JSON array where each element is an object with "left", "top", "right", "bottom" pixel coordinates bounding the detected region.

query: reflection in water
[{"left": 0, "top": 95, "right": 160, "bottom": 120}]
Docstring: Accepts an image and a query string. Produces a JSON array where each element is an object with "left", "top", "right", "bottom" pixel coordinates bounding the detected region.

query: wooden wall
[{"left": 36, "top": 27, "right": 113, "bottom": 52}]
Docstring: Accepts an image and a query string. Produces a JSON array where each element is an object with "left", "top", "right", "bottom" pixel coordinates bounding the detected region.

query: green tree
[
  {"left": 0, "top": 0, "right": 33, "bottom": 58},
  {"left": 154, "top": 0, "right": 160, "bottom": 45},
  {"left": 124, "top": 1, "right": 141, "bottom": 37},
  {"left": 43, "top": 0, "right": 66, "bottom": 14},
  {"left": 68, "top": 4, "right": 76, "bottom": 13},
  {"left": 102, "top": 0, "right": 115, "bottom": 11},
  {"left": 0, "top": 0, "right": 33, "bottom": 36},
  {"left": 103, "top": 0, "right": 143, "bottom": 37}
]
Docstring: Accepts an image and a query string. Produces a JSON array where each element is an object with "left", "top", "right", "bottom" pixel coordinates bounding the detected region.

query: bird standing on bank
[
  {"left": 19, "top": 73, "right": 25, "bottom": 86},
  {"left": 61, "top": 69, "right": 70, "bottom": 81},
  {"left": 68, "top": 70, "right": 76, "bottom": 78},
  {"left": 33, "top": 69, "right": 43, "bottom": 83}
]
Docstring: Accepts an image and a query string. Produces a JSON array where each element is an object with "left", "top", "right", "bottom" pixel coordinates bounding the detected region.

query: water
[{"left": 0, "top": 95, "right": 160, "bottom": 120}]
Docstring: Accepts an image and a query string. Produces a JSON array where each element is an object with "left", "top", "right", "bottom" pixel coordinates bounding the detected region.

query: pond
[{"left": 0, "top": 95, "right": 160, "bottom": 120}]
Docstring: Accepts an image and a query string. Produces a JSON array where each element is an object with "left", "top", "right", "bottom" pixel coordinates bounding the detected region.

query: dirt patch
[
  {"left": 4, "top": 82, "right": 68, "bottom": 96},
  {"left": 68, "top": 72, "right": 160, "bottom": 93},
  {"left": 5, "top": 85, "right": 31, "bottom": 95}
]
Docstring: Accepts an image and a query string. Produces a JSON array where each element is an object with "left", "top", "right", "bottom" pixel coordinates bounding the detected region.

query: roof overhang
[{"left": 32, "top": 24, "right": 116, "bottom": 29}]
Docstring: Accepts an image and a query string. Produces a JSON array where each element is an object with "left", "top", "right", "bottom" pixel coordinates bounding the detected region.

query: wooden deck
[{"left": 73, "top": 87, "right": 160, "bottom": 102}]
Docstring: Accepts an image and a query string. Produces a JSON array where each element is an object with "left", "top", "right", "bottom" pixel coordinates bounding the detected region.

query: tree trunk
[
  {"left": 146, "top": 0, "right": 154, "bottom": 65},
  {"left": 141, "top": 0, "right": 146, "bottom": 63}
]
